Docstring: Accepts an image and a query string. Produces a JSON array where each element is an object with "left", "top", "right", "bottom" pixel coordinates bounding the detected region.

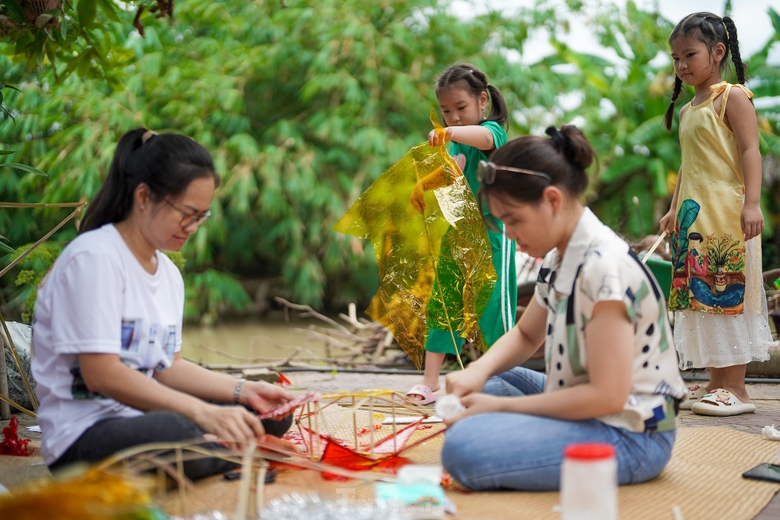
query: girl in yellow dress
[{"left": 660, "top": 12, "right": 773, "bottom": 416}]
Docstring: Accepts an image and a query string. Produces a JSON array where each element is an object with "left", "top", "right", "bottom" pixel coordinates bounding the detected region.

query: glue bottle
[{"left": 559, "top": 443, "right": 618, "bottom": 520}]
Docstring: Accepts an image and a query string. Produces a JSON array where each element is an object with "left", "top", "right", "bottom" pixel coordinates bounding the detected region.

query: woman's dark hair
[
  {"left": 435, "top": 63, "right": 508, "bottom": 127},
  {"left": 478, "top": 125, "right": 595, "bottom": 227},
  {"left": 664, "top": 12, "right": 747, "bottom": 131},
  {"left": 79, "top": 128, "right": 220, "bottom": 234},
  {"left": 688, "top": 232, "right": 704, "bottom": 241}
]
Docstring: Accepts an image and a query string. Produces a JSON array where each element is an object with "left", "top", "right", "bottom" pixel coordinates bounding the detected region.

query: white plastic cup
[{"left": 560, "top": 443, "right": 618, "bottom": 520}]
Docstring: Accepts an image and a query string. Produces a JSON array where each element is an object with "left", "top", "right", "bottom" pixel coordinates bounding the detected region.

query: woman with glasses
[
  {"left": 440, "top": 126, "right": 687, "bottom": 491},
  {"left": 32, "top": 128, "right": 294, "bottom": 479}
]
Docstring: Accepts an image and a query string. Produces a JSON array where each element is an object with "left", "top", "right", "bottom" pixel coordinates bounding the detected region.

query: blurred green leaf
[
  {"left": 0, "top": 163, "right": 47, "bottom": 176},
  {"left": 77, "top": 0, "right": 98, "bottom": 29}
]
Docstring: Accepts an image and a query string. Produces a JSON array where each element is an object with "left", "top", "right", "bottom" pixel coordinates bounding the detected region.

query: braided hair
[
  {"left": 435, "top": 63, "right": 509, "bottom": 127},
  {"left": 664, "top": 12, "right": 747, "bottom": 131}
]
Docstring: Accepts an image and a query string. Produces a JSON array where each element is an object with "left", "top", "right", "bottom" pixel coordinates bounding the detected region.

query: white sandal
[
  {"left": 679, "top": 383, "right": 709, "bottom": 410},
  {"left": 690, "top": 388, "right": 756, "bottom": 416}
]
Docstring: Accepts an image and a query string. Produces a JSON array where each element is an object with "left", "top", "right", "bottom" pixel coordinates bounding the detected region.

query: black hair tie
[{"left": 545, "top": 126, "right": 566, "bottom": 150}]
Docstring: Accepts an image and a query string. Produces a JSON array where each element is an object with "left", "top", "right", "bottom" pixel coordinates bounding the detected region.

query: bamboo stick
[
  {"left": 274, "top": 296, "right": 353, "bottom": 335},
  {"left": 0, "top": 338, "right": 9, "bottom": 419},
  {"left": 0, "top": 202, "right": 85, "bottom": 208},
  {"left": 642, "top": 231, "right": 667, "bottom": 265},
  {"left": 0, "top": 202, "right": 86, "bottom": 279},
  {"left": 256, "top": 459, "right": 268, "bottom": 517},
  {"left": 176, "top": 447, "right": 186, "bottom": 516},
  {"left": 0, "top": 392, "right": 35, "bottom": 418},
  {"left": 235, "top": 440, "right": 256, "bottom": 520},
  {"left": 0, "top": 311, "right": 37, "bottom": 411}
]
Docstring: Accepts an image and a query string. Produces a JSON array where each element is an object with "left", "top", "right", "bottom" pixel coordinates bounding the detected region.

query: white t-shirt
[
  {"left": 32, "top": 224, "right": 184, "bottom": 464},
  {"left": 535, "top": 208, "right": 687, "bottom": 433}
]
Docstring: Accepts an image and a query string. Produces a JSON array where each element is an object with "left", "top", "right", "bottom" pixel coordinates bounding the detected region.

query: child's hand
[
  {"left": 741, "top": 203, "right": 764, "bottom": 241},
  {"left": 659, "top": 209, "right": 675, "bottom": 235},
  {"left": 410, "top": 181, "right": 426, "bottom": 214},
  {"left": 428, "top": 127, "right": 452, "bottom": 147}
]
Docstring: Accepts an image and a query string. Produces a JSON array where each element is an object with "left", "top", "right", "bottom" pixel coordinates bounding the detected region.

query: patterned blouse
[{"left": 534, "top": 209, "right": 686, "bottom": 432}]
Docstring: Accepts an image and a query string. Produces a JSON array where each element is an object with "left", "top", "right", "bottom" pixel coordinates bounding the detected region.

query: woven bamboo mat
[
  {"left": 4, "top": 417, "right": 778, "bottom": 520},
  {"left": 0, "top": 445, "right": 50, "bottom": 490},
  {"left": 161, "top": 426, "right": 780, "bottom": 520}
]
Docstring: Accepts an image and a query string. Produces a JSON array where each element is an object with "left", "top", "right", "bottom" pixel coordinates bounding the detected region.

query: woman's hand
[
  {"left": 659, "top": 208, "right": 675, "bottom": 235},
  {"left": 443, "top": 393, "right": 504, "bottom": 426},
  {"left": 428, "top": 127, "right": 452, "bottom": 147},
  {"left": 445, "top": 365, "right": 490, "bottom": 399},
  {"left": 741, "top": 203, "right": 764, "bottom": 241},
  {"left": 240, "top": 381, "right": 294, "bottom": 415},
  {"left": 192, "top": 402, "right": 266, "bottom": 454}
]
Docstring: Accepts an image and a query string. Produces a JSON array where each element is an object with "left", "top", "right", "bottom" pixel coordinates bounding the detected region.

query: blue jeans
[{"left": 441, "top": 367, "right": 676, "bottom": 491}]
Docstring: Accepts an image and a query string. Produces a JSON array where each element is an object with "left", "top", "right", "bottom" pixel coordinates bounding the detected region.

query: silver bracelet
[{"left": 233, "top": 378, "right": 246, "bottom": 404}]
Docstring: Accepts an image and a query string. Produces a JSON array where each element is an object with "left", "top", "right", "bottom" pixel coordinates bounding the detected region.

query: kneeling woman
[
  {"left": 32, "top": 128, "right": 294, "bottom": 479},
  {"left": 442, "top": 126, "right": 686, "bottom": 491}
]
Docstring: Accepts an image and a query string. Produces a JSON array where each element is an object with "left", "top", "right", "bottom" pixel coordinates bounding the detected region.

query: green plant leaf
[
  {"left": 0, "top": 242, "right": 15, "bottom": 255},
  {"left": 0, "top": 163, "right": 48, "bottom": 177},
  {"left": 96, "top": 0, "right": 121, "bottom": 23},
  {"left": 0, "top": 150, "right": 14, "bottom": 156},
  {"left": 768, "top": 7, "right": 780, "bottom": 36},
  {"left": 77, "top": 0, "right": 98, "bottom": 29},
  {"left": 3, "top": 0, "right": 26, "bottom": 24}
]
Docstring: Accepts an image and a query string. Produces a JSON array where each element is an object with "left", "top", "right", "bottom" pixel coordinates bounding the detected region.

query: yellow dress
[
  {"left": 670, "top": 82, "right": 773, "bottom": 368},
  {"left": 670, "top": 82, "right": 749, "bottom": 315}
]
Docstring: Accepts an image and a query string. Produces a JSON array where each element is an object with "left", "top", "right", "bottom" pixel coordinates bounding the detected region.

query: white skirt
[{"left": 674, "top": 237, "right": 774, "bottom": 369}]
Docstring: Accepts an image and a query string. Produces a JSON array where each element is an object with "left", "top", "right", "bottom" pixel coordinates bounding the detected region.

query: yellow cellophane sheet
[{"left": 333, "top": 140, "right": 496, "bottom": 370}]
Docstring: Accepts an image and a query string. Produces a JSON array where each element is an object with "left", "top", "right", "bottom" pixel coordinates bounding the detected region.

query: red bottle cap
[{"left": 564, "top": 443, "right": 615, "bottom": 460}]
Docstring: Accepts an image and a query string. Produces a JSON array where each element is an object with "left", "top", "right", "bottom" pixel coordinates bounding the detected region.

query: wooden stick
[
  {"left": 176, "top": 447, "right": 186, "bottom": 516},
  {"left": 0, "top": 202, "right": 85, "bottom": 208},
  {"left": 275, "top": 296, "right": 355, "bottom": 335},
  {"left": 0, "top": 392, "right": 35, "bottom": 418},
  {"left": 0, "top": 202, "right": 86, "bottom": 279},
  {"left": 0, "top": 334, "right": 9, "bottom": 419},
  {"left": 642, "top": 231, "right": 667, "bottom": 265},
  {"left": 190, "top": 342, "right": 303, "bottom": 364},
  {"left": 256, "top": 459, "right": 268, "bottom": 517},
  {"left": 235, "top": 440, "right": 256, "bottom": 520},
  {"left": 0, "top": 312, "right": 37, "bottom": 411}
]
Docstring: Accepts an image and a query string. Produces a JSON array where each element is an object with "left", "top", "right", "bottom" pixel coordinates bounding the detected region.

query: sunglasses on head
[{"left": 478, "top": 160, "right": 552, "bottom": 185}]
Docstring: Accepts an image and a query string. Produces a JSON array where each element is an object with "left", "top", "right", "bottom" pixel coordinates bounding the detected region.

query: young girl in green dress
[{"left": 406, "top": 64, "right": 516, "bottom": 404}]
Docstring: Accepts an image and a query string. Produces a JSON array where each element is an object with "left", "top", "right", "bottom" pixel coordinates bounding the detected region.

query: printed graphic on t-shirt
[
  {"left": 70, "top": 366, "right": 106, "bottom": 400},
  {"left": 120, "top": 319, "right": 141, "bottom": 352},
  {"left": 164, "top": 325, "right": 177, "bottom": 358},
  {"left": 118, "top": 318, "right": 176, "bottom": 370}
]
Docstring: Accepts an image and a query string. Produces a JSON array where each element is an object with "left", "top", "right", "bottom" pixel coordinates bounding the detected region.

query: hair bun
[{"left": 559, "top": 125, "right": 595, "bottom": 171}]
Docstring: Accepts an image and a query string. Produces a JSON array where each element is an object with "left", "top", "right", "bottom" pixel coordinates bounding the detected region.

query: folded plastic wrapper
[{"left": 333, "top": 130, "right": 497, "bottom": 370}]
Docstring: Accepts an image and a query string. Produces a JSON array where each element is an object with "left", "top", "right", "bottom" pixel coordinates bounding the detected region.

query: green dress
[{"left": 425, "top": 120, "right": 517, "bottom": 354}]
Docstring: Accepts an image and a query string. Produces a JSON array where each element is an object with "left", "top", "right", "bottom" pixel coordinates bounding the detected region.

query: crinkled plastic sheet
[{"left": 333, "top": 133, "right": 496, "bottom": 370}]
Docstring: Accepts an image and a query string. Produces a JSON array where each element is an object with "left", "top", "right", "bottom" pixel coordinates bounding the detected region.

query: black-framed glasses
[
  {"left": 478, "top": 160, "right": 552, "bottom": 185},
  {"left": 164, "top": 199, "right": 212, "bottom": 228}
]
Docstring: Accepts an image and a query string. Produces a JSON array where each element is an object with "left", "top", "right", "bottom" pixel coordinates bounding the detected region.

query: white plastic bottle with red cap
[{"left": 559, "top": 443, "right": 618, "bottom": 520}]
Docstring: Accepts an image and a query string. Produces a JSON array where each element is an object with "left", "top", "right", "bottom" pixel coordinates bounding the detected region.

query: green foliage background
[{"left": 1, "top": 0, "right": 779, "bottom": 322}]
